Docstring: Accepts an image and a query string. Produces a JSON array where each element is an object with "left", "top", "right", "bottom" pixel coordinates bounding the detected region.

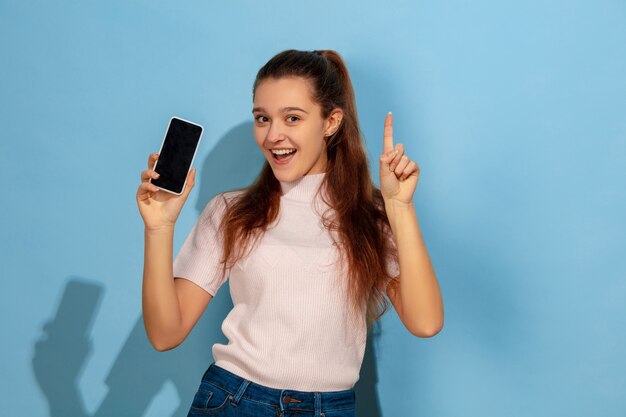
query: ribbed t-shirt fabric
[{"left": 172, "top": 172, "right": 399, "bottom": 391}]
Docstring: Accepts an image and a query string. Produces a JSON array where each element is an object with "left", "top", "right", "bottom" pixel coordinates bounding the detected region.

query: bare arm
[
  {"left": 137, "top": 152, "right": 212, "bottom": 351},
  {"left": 384, "top": 200, "right": 443, "bottom": 337},
  {"left": 379, "top": 112, "right": 444, "bottom": 337},
  {"left": 142, "top": 226, "right": 213, "bottom": 351}
]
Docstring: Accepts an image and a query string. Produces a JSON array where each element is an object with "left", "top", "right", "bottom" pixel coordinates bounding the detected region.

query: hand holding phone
[
  {"left": 151, "top": 117, "right": 203, "bottom": 195},
  {"left": 136, "top": 117, "right": 203, "bottom": 230}
]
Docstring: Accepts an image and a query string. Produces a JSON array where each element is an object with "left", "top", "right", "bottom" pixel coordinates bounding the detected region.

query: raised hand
[
  {"left": 136, "top": 152, "right": 196, "bottom": 230},
  {"left": 379, "top": 112, "right": 420, "bottom": 204}
]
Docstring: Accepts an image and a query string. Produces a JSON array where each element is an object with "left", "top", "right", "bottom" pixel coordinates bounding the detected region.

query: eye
[
  {"left": 254, "top": 115, "right": 268, "bottom": 123},
  {"left": 286, "top": 115, "right": 300, "bottom": 123}
]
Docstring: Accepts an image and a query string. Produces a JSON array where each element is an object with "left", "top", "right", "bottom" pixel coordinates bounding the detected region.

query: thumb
[{"left": 379, "top": 151, "right": 394, "bottom": 174}]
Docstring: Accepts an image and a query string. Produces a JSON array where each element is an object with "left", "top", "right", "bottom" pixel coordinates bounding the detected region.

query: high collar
[{"left": 279, "top": 172, "right": 327, "bottom": 203}]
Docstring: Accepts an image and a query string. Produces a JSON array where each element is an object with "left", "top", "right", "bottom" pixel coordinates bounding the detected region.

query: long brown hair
[{"left": 217, "top": 49, "right": 398, "bottom": 331}]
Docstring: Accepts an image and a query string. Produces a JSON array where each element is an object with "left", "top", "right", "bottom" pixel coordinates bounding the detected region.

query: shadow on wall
[{"left": 31, "top": 121, "right": 390, "bottom": 417}]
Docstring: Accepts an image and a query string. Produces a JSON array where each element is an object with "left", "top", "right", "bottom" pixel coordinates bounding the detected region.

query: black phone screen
[{"left": 151, "top": 117, "right": 203, "bottom": 195}]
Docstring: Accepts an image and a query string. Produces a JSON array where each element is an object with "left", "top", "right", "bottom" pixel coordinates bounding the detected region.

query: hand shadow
[
  {"left": 32, "top": 279, "right": 101, "bottom": 417},
  {"left": 32, "top": 121, "right": 388, "bottom": 417}
]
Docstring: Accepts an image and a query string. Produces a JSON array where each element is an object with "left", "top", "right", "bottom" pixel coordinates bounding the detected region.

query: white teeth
[{"left": 271, "top": 148, "right": 296, "bottom": 155}]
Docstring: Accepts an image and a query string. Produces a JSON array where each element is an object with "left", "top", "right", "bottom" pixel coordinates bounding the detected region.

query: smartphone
[{"left": 150, "top": 116, "right": 203, "bottom": 195}]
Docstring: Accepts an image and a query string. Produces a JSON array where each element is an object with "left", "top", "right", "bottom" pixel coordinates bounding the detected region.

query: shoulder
[
  {"left": 199, "top": 189, "right": 246, "bottom": 223},
  {"left": 222, "top": 189, "right": 247, "bottom": 203}
]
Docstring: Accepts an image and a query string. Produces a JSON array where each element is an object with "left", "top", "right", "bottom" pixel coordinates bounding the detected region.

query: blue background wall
[{"left": 1, "top": 1, "right": 625, "bottom": 416}]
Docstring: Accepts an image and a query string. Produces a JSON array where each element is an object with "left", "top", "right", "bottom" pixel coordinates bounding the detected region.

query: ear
[{"left": 324, "top": 108, "right": 344, "bottom": 137}]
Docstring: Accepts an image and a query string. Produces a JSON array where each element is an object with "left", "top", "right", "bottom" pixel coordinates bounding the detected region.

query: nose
[{"left": 266, "top": 122, "right": 287, "bottom": 145}]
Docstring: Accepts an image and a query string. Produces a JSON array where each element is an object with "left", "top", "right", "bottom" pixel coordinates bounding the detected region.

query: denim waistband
[{"left": 202, "top": 362, "right": 356, "bottom": 414}]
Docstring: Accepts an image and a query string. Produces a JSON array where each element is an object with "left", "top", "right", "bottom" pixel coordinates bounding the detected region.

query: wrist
[
  {"left": 383, "top": 198, "right": 415, "bottom": 209},
  {"left": 145, "top": 224, "right": 175, "bottom": 235},
  {"left": 384, "top": 198, "right": 417, "bottom": 231}
]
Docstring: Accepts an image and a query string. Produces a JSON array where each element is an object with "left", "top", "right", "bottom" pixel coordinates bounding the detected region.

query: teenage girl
[{"left": 136, "top": 49, "right": 443, "bottom": 417}]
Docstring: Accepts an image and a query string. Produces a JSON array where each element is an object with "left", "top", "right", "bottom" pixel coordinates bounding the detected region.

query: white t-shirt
[{"left": 173, "top": 172, "right": 399, "bottom": 391}]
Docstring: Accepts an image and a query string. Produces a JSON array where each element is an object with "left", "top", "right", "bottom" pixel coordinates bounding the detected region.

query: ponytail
[{"left": 316, "top": 50, "right": 359, "bottom": 152}]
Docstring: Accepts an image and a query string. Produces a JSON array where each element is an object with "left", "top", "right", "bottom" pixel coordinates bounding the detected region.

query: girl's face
[{"left": 252, "top": 76, "right": 342, "bottom": 182}]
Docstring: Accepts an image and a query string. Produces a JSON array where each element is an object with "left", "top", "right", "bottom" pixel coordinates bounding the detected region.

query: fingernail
[{"left": 155, "top": 173, "right": 160, "bottom": 178}]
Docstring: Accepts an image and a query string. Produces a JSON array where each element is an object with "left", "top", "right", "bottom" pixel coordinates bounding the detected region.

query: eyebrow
[{"left": 252, "top": 106, "right": 308, "bottom": 114}]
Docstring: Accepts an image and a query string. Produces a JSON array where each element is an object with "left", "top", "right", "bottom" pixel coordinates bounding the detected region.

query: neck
[{"left": 279, "top": 172, "right": 327, "bottom": 203}]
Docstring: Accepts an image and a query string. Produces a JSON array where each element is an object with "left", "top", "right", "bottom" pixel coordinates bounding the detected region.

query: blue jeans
[{"left": 186, "top": 362, "right": 357, "bottom": 417}]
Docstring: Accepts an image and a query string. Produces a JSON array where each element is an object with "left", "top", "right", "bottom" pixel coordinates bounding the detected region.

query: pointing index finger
[{"left": 383, "top": 112, "right": 394, "bottom": 153}]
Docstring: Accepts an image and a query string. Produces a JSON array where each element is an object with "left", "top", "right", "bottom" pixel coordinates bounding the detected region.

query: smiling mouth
[{"left": 271, "top": 149, "right": 297, "bottom": 161}]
